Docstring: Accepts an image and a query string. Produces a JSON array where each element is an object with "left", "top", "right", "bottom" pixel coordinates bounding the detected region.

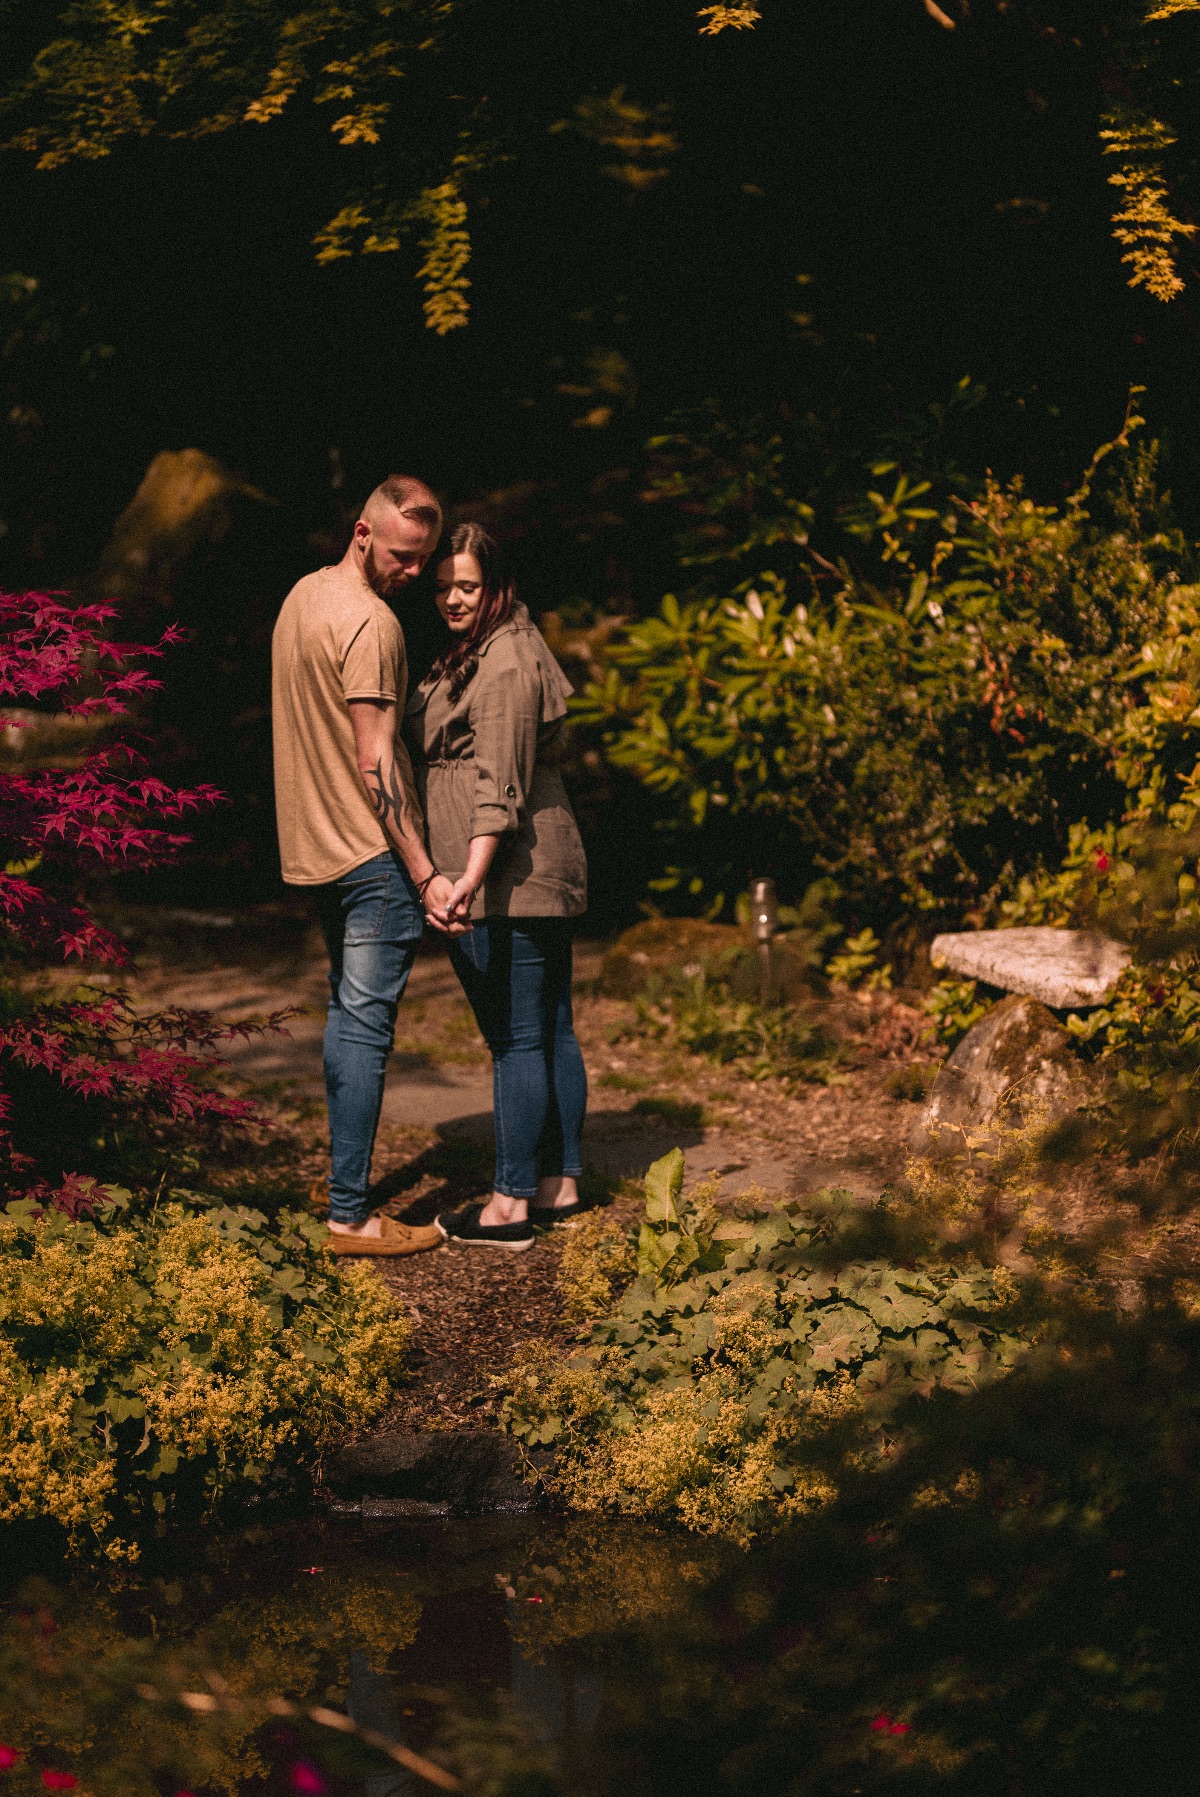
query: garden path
[{"left": 119, "top": 906, "right": 929, "bottom": 1427}]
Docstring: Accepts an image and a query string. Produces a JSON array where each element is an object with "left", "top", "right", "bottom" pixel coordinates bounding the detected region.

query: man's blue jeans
[
  {"left": 448, "top": 919, "right": 587, "bottom": 1199},
  {"left": 314, "top": 851, "right": 424, "bottom": 1224}
]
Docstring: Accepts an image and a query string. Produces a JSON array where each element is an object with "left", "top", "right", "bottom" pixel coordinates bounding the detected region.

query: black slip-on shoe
[
  {"left": 435, "top": 1202, "right": 535, "bottom": 1252},
  {"left": 528, "top": 1198, "right": 587, "bottom": 1227}
]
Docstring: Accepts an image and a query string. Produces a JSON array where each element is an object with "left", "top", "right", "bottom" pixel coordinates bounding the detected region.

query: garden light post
[{"left": 751, "top": 876, "right": 779, "bottom": 1005}]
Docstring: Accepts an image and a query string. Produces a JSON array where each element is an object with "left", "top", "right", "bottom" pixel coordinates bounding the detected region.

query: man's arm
[{"left": 348, "top": 698, "right": 462, "bottom": 932}]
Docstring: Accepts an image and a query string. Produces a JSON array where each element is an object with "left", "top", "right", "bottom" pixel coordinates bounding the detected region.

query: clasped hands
[{"left": 420, "top": 872, "right": 477, "bottom": 935}]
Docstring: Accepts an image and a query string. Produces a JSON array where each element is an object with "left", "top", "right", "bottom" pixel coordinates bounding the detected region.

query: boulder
[
  {"left": 912, "top": 994, "right": 1099, "bottom": 1155},
  {"left": 94, "top": 448, "right": 273, "bottom": 610},
  {"left": 323, "top": 1429, "right": 540, "bottom": 1514},
  {"left": 929, "top": 927, "right": 1130, "bottom": 1010}
]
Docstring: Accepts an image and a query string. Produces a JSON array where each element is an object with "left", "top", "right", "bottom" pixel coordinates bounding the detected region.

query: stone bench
[
  {"left": 913, "top": 927, "right": 1130, "bottom": 1156},
  {"left": 929, "top": 927, "right": 1130, "bottom": 1011}
]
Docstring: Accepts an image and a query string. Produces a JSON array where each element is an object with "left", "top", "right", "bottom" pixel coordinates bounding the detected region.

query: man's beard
[{"left": 363, "top": 543, "right": 408, "bottom": 600}]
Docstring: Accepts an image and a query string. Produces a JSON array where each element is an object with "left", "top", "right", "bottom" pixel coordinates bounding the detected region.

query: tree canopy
[{"left": 7, "top": 0, "right": 1200, "bottom": 335}]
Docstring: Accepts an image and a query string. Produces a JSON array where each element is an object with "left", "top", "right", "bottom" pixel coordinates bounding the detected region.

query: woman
[{"left": 406, "top": 523, "right": 588, "bottom": 1251}]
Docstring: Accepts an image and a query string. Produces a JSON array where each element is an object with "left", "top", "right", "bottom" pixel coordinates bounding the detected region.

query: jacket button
[{"left": 505, "top": 783, "right": 516, "bottom": 798}]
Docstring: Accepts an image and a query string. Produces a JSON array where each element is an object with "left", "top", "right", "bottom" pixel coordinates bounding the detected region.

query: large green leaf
[{"left": 644, "top": 1148, "right": 685, "bottom": 1224}]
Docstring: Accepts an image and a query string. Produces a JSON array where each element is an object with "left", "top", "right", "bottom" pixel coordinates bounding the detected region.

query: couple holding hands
[{"left": 272, "top": 474, "right": 587, "bottom": 1256}]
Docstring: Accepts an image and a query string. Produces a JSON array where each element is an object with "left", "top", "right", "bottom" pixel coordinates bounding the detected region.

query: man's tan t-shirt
[{"left": 272, "top": 565, "right": 422, "bottom": 886}]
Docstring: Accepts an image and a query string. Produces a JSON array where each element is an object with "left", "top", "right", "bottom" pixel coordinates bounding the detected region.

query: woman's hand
[
  {"left": 422, "top": 872, "right": 470, "bottom": 935},
  {"left": 445, "top": 875, "right": 477, "bottom": 923},
  {"left": 448, "top": 833, "right": 503, "bottom": 924}
]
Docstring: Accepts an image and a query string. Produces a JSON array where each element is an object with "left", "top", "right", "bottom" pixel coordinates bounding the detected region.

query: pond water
[{"left": 3, "top": 1491, "right": 1195, "bottom": 1797}]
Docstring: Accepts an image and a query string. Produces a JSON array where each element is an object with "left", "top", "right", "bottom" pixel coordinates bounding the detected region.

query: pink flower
[
  {"left": 289, "top": 1762, "right": 325, "bottom": 1794},
  {"left": 889, "top": 1722, "right": 911, "bottom": 1735},
  {"left": 870, "top": 1714, "right": 892, "bottom": 1731},
  {"left": 41, "top": 1773, "right": 78, "bottom": 1791},
  {"left": 1095, "top": 852, "right": 1110, "bottom": 873},
  {"left": 0, "top": 1746, "right": 22, "bottom": 1770}
]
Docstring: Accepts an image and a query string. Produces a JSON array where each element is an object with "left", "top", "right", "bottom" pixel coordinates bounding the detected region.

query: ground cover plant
[
  {"left": 500, "top": 1313, "right": 1200, "bottom": 1797},
  {"left": 0, "top": 1186, "right": 408, "bottom": 1559},
  {"left": 500, "top": 1151, "right": 1026, "bottom": 1544},
  {"left": 614, "top": 968, "right": 847, "bottom": 1090}
]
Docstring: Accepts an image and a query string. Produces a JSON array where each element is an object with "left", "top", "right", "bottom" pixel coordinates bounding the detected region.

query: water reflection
[
  {"left": 4, "top": 1451, "right": 1199, "bottom": 1797},
  {"left": 506, "top": 1608, "right": 603, "bottom": 1752},
  {"left": 348, "top": 1653, "right": 415, "bottom": 1797}
]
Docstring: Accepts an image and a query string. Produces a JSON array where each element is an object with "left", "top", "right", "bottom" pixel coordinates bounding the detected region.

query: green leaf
[{"left": 644, "top": 1148, "right": 685, "bottom": 1225}]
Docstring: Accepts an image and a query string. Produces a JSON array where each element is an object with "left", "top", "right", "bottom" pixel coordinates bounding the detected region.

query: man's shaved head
[
  {"left": 351, "top": 474, "right": 442, "bottom": 601},
  {"left": 360, "top": 474, "right": 442, "bottom": 533}
]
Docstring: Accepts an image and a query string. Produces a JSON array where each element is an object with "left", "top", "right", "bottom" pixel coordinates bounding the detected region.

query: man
[{"left": 272, "top": 473, "right": 461, "bottom": 1254}]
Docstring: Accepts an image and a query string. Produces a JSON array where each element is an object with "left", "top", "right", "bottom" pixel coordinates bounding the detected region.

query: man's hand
[{"left": 422, "top": 873, "right": 470, "bottom": 935}]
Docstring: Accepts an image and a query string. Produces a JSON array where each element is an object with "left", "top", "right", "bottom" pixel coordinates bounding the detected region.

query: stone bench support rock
[{"left": 912, "top": 994, "right": 1100, "bottom": 1156}]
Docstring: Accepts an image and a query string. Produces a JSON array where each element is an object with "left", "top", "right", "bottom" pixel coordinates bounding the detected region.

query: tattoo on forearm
[{"left": 364, "top": 758, "right": 414, "bottom": 841}]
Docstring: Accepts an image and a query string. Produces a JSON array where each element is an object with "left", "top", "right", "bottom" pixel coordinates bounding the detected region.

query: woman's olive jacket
[{"left": 404, "top": 605, "right": 587, "bottom": 919}]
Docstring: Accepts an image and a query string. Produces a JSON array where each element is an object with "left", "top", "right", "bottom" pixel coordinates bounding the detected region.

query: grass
[
  {"left": 614, "top": 971, "right": 847, "bottom": 1090},
  {"left": 600, "top": 1069, "right": 652, "bottom": 1092},
  {"left": 630, "top": 1095, "right": 706, "bottom": 1128},
  {"left": 885, "top": 1062, "right": 938, "bottom": 1103}
]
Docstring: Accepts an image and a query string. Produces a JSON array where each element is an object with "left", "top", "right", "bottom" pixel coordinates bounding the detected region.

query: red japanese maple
[{"left": 0, "top": 591, "right": 276, "bottom": 1195}]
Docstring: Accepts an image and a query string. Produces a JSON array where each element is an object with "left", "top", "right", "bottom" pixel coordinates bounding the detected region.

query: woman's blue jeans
[
  {"left": 314, "top": 851, "right": 424, "bottom": 1224},
  {"left": 448, "top": 919, "right": 587, "bottom": 1199}
]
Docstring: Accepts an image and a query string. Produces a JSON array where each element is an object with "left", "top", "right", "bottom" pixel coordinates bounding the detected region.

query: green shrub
[
  {"left": 499, "top": 1152, "right": 1025, "bottom": 1543},
  {"left": 0, "top": 1188, "right": 408, "bottom": 1558},
  {"left": 825, "top": 926, "right": 892, "bottom": 992},
  {"left": 922, "top": 975, "right": 993, "bottom": 1049},
  {"left": 972, "top": 575, "right": 1200, "bottom": 1130},
  {"left": 576, "top": 432, "right": 1188, "bottom": 925}
]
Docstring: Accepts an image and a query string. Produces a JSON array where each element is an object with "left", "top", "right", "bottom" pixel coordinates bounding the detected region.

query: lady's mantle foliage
[
  {"left": 0, "top": 591, "right": 279, "bottom": 1182},
  {"left": 501, "top": 1151, "right": 1025, "bottom": 1542},
  {"left": 0, "top": 1187, "right": 408, "bottom": 1558}
]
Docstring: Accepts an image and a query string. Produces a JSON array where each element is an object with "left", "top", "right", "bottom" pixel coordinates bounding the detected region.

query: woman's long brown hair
[{"left": 429, "top": 522, "right": 517, "bottom": 699}]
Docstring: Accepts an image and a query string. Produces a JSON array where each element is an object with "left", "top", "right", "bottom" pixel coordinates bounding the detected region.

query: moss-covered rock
[{"left": 913, "top": 994, "right": 1100, "bottom": 1155}]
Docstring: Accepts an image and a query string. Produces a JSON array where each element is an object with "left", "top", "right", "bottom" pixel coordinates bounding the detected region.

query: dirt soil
[{"left": 111, "top": 904, "right": 940, "bottom": 1431}]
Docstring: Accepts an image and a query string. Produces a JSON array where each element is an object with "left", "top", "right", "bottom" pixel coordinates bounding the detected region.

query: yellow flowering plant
[
  {"left": 0, "top": 1188, "right": 408, "bottom": 1559},
  {"left": 498, "top": 1153, "right": 1026, "bottom": 1544}
]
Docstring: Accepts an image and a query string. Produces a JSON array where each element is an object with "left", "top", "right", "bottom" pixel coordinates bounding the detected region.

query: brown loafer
[{"left": 327, "top": 1217, "right": 442, "bottom": 1257}]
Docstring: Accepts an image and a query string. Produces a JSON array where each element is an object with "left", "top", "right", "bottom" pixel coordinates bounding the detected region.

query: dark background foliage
[{"left": 3, "top": 0, "right": 1200, "bottom": 913}]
